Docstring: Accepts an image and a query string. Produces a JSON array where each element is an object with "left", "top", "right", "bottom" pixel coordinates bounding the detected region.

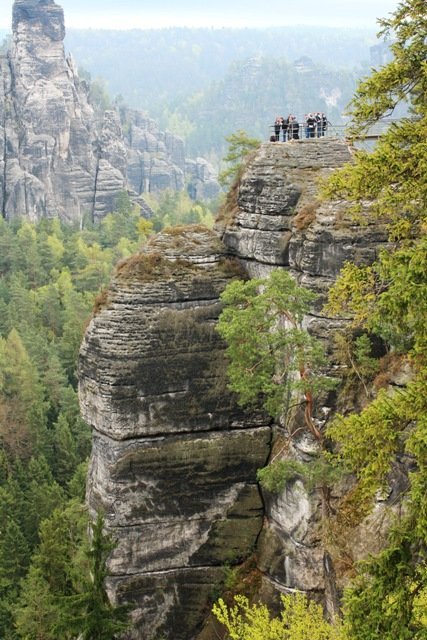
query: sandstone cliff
[
  {"left": 79, "top": 139, "right": 391, "bottom": 638},
  {"left": 79, "top": 226, "right": 271, "bottom": 639},
  {"left": 217, "top": 140, "right": 392, "bottom": 614},
  {"left": 0, "top": 0, "right": 220, "bottom": 223}
]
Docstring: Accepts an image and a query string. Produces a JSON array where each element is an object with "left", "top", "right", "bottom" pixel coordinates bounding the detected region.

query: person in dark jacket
[
  {"left": 289, "top": 115, "right": 299, "bottom": 139},
  {"left": 305, "top": 113, "right": 316, "bottom": 138},
  {"left": 281, "top": 116, "right": 289, "bottom": 141},
  {"left": 274, "top": 116, "right": 282, "bottom": 141},
  {"left": 315, "top": 112, "right": 322, "bottom": 137}
]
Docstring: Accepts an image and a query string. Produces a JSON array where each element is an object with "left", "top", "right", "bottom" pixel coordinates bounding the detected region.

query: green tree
[
  {"left": 51, "top": 413, "right": 78, "bottom": 487},
  {"left": 66, "top": 512, "right": 130, "bottom": 640},
  {"left": 0, "top": 329, "right": 48, "bottom": 460},
  {"left": 22, "top": 456, "right": 65, "bottom": 548},
  {"left": 219, "top": 129, "right": 261, "bottom": 188},
  {"left": 217, "top": 269, "right": 335, "bottom": 440},
  {"left": 15, "top": 501, "right": 88, "bottom": 640},
  {"left": 319, "top": 1, "right": 427, "bottom": 637},
  {"left": 15, "top": 565, "right": 60, "bottom": 640},
  {"left": 0, "top": 517, "right": 30, "bottom": 638},
  {"left": 321, "top": 0, "right": 427, "bottom": 516},
  {"left": 322, "top": 0, "right": 426, "bottom": 237}
]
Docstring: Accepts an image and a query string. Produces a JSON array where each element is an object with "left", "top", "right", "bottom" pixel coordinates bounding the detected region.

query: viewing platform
[{"left": 269, "top": 118, "right": 403, "bottom": 142}]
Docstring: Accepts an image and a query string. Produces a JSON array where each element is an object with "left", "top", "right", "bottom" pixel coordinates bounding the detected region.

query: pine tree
[
  {"left": 51, "top": 413, "right": 78, "bottom": 487},
  {"left": 0, "top": 519, "right": 30, "bottom": 640},
  {"left": 66, "top": 512, "right": 130, "bottom": 640},
  {"left": 219, "top": 129, "right": 261, "bottom": 187},
  {"left": 217, "top": 269, "right": 335, "bottom": 439}
]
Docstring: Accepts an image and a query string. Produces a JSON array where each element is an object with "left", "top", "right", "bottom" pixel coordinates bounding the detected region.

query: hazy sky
[{"left": 0, "top": 0, "right": 399, "bottom": 30}]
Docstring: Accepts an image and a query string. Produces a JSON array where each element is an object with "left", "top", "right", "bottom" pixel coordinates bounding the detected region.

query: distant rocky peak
[
  {"left": 0, "top": 0, "right": 219, "bottom": 223},
  {"left": 11, "top": 0, "right": 66, "bottom": 85},
  {"left": 13, "top": 0, "right": 65, "bottom": 42}
]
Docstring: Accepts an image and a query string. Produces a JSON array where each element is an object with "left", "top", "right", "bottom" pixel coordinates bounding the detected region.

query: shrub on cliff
[{"left": 213, "top": 593, "right": 346, "bottom": 640}]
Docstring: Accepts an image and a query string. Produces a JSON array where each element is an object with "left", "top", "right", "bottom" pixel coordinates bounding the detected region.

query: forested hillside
[
  {"left": 165, "top": 57, "right": 360, "bottom": 156},
  {"left": 0, "top": 191, "right": 214, "bottom": 638},
  {"left": 64, "top": 26, "right": 372, "bottom": 159},
  {"left": 65, "top": 26, "right": 374, "bottom": 112}
]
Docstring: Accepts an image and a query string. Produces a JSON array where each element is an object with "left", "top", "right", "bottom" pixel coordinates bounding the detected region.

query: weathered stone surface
[
  {"left": 119, "top": 108, "right": 221, "bottom": 199},
  {"left": 218, "top": 139, "right": 391, "bottom": 614},
  {"left": 89, "top": 428, "right": 268, "bottom": 572},
  {"left": 80, "top": 227, "right": 271, "bottom": 639},
  {"left": 108, "top": 567, "right": 225, "bottom": 639},
  {"left": 123, "top": 109, "right": 185, "bottom": 195},
  {"left": 219, "top": 141, "right": 388, "bottom": 282},
  {"left": 0, "top": 1, "right": 220, "bottom": 222},
  {"left": 1, "top": 1, "right": 103, "bottom": 220},
  {"left": 186, "top": 157, "right": 221, "bottom": 201}
]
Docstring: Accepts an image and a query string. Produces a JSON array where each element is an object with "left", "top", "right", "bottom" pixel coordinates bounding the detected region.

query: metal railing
[
  {"left": 268, "top": 118, "right": 404, "bottom": 142},
  {"left": 269, "top": 122, "right": 343, "bottom": 141}
]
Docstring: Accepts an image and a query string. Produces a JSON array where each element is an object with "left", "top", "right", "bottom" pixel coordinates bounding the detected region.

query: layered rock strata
[
  {"left": 219, "top": 139, "right": 385, "bottom": 287},
  {"left": 79, "top": 227, "right": 271, "bottom": 639}
]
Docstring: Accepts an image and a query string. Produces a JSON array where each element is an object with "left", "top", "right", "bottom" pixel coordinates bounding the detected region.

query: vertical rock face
[
  {"left": 0, "top": 1, "right": 220, "bottom": 223},
  {"left": 80, "top": 139, "right": 392, "bottom": 637},
  {"left": 124, "top": 109, "right": 185, "bottom": 195},
  {"left": 0, "top": 0, "right": 123, "bottom": 221},
  {"left": 218, "top": 139, "right": 391, "bottom": 608},
  {"left": 12, "top": 0, "right": 66, "bottom": 82},
  {"left": 186, "top": 157, "right": 222, "bottom": 201},
  {"left": 79, "top": 227, "right": 271, "bottom": 639},
  {"left": 123, "top": 109, "right": 221, "bottom": 199},
  {"left": 219, "top": 140, "right": 385, "bottom": 283}
]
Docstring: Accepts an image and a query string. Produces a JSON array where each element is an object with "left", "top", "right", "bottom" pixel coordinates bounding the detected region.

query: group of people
[
  {"left": 272, "top": 115, "right": 300, "bottom": 141},
  {"left": 271, "top": 112, "right": 329, "bottom": 142}
]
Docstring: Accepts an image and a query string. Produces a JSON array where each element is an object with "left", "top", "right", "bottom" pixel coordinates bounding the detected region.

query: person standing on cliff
[
  {"left": 305, "top": 113, "right": 316, "bottom": 138},
  {"left": 274, "top": 116, "right": 282, "bottom": 141},
  {"left": 321, "top": 112, "right": 329, "bottom": 136},
  {"left": 289, "top": 115, "right": 300, "bottom": 139},
  {"left": 281, "top": 116, "right": 289, "bottom": 141}
]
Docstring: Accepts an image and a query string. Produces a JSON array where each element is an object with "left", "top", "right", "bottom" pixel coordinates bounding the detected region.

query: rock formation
[
  {"left": 79, "top": 138, "right": 394, "bottom": 638},
  {"left": 123, "top": 108, "right": 185, "bottom": 194},
  {"left": 186, "top": 157, "right": 222, "bottom": 201},
  {"left": 217, "top": 140, "right": 391, "bottom": 613},
  {"left": 0, "top": 0, "right": 220, "bottom": 223},
  {"left": 79, "top": 226, "right": 271, "bottom": 639},
  {"left": 0, "top": 0, "right": 121, "bottom": 221},
  {"left": 122, "top": 108, "right": 221, "bottom": 199}
]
